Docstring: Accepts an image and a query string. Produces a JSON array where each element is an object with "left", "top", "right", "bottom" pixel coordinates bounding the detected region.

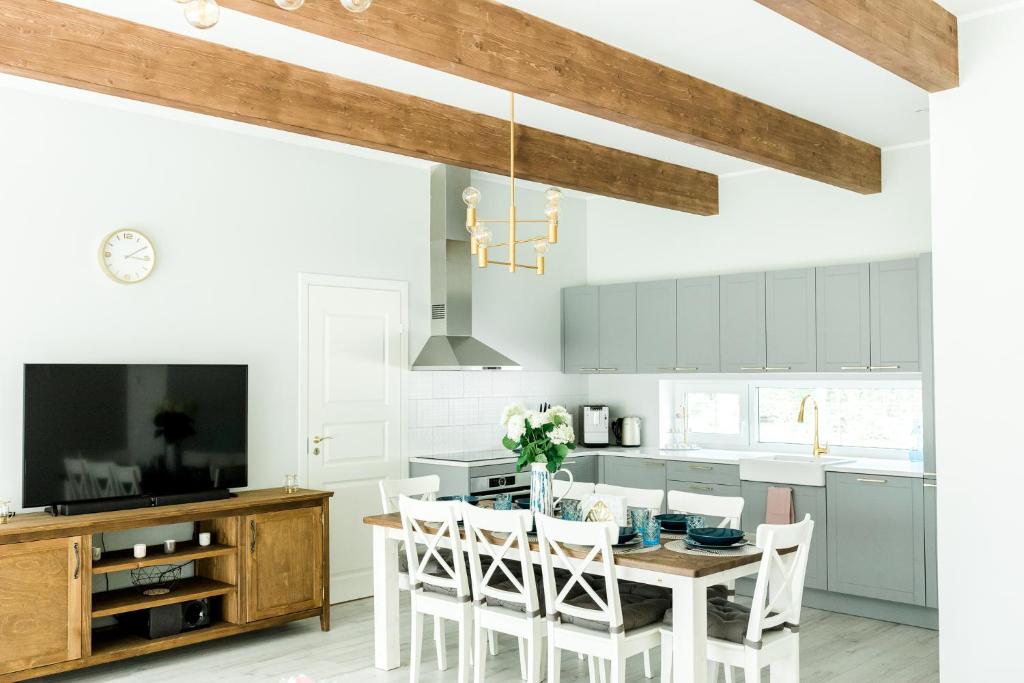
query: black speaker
[
  {"left": 125, "top": 598, "right": 212, "bottom": 639},
  {"left": 181, "top": 598, "right": 212, "bottom": 631},
  {"left": 48, "top": 495, "right": 151, "bottom": 516}
]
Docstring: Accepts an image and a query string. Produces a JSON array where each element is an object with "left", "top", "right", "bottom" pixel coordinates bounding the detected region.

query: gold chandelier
[
  {"left": 176, "top": 0, "right": 371, "bottom": 31},
  {"left": 462, "top": 94, "right": 563, "bottom": 276}
]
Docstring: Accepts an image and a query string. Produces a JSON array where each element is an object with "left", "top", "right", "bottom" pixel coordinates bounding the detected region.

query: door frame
[{"left": 297, "top": 273, "right": 409, "bottom": 488}]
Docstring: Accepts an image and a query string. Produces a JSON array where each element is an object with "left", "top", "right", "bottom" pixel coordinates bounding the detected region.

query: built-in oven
[{"left": 468, "top": 469, "right": 531, "bottom": 500}]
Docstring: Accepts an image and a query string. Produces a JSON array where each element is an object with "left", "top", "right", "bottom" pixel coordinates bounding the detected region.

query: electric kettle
[{"left": 611, "top": 416, "right": 642, "bottom": 447}]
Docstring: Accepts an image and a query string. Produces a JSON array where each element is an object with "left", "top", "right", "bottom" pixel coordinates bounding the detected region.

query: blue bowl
[
  {"left": 514, "top": 498, "right": 531, "bottom": 510},
  {"left": 686, "top": 527, "right": 745, "bottom": 546},
  {"left": 616, "top": 527, "right": 638, "bottom": 545},
  {"left": 654, "top": 513, "right": 689, "bottom": 532},
  {"left": 437, "top": 495, "right": 481, "bottom": 505}
]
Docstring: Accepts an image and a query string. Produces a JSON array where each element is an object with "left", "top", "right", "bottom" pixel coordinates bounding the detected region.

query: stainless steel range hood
[{"left": 412, "top": 165, "right": 520, "bottom": 371}]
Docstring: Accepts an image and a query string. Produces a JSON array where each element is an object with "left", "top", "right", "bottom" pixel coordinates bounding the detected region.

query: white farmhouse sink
[{"left": 739, "top": 454, "right": 855, "bottom": 487}]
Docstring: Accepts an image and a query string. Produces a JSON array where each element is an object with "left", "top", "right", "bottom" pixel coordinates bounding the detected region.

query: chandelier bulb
[
  {"left": 340, "top": 0, "right": 373, "bottom": 12},
  {"left": 184, "top": 0, "right": 220, "bottom": 29},
  {"left": 545, "top": 187, "right": 563, "bottom": 204},
  {"left": 275, "top": 0, "right": 305, "bottom": 9},
  {"left": 462, "top": 186, "right": 481, "bottom": 208}
]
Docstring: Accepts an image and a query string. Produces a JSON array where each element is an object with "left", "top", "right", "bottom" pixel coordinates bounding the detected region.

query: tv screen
[{"left": 23, "top": 364, "right": 248, "bottom": 508}]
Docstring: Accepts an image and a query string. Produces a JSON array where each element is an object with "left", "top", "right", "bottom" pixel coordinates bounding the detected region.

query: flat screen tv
[{"left": 23, "top": 364, "right": 248, "bottom": 508}]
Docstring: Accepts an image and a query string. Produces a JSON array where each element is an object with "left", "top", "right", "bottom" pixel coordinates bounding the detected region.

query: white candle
[
  {"left": 133, "top": 543, "right": 147, "bottom": 559},
  {"left": 198, "top": 532, "right": 211, "bottom": 547}
]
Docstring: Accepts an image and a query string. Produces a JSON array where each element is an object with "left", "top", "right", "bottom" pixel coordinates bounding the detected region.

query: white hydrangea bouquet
[{"left": 501, "top": 404, "right": 576, "bottom": 473}]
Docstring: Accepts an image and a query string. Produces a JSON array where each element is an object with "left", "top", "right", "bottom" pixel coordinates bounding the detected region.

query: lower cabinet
[
  {"left": 562, "top": 454, "right": 598, "bottom": 485},
  {"left": 741, "top": 482, "right": 828, "bottom": 591},
  {"left": 924, "top": 480, "right": 938, "bottom": 608},
  {"left": 0, "top": 536, "right": 83, "bottom": 675},
  {"left": 603, "top": 456, "right": 667, "bottom": 512},
  {"left": 826, "top": 473, "right": 925, "bottom": 606},
  {"left": 666, "top": 480, "right": 741, "bottom": 527},
  {"left": 245, "top": 507, "right": 324, "bottom": 622}
]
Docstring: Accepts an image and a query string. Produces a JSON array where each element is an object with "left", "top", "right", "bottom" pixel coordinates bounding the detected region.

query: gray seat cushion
[
  {"left": 558, "top": 583, "right": 670, "bottom": 633},
  {"left": 484, "top": 567, "right": 585, "bottom": 614},
  {"left": 397, "top": 545, "right": 456, "bottom": 575},
  {"left": 663, "top": 594, "right": 784, "bottom": 645}
]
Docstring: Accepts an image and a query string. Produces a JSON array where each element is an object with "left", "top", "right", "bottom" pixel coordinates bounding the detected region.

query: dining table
[{"left": 363, "top": 511, "right": 776, "bottom": 683}]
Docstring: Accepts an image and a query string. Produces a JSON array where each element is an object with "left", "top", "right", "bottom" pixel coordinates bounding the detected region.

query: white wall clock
[{"left": 99, "top": 229, "right": 156, "bottom": 284}]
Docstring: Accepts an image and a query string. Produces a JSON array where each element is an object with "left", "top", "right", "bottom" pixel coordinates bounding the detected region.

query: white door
[{"left": 303, "top": 277, "right": 405, "bottom": 603}]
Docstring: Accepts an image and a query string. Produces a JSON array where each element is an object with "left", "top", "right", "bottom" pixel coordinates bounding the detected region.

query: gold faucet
[{"left": 797, "top": 395, "right": 829, "bottom": 458}]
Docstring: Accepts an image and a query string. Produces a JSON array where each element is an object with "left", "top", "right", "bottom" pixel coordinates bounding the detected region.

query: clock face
[{"left": 99, "top": 229, "right": 156, "bottom": 284}]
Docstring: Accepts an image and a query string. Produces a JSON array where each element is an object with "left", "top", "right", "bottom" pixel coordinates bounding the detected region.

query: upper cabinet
[
  {"left": 676, "top": 276, "right": 721, "bottom": 372},
  {"left": 816, "top": 263, "right": 872, "bottom": 371},
  {"left": 598, "top": 283, "right": 638, "bottom": 373},
  {"left": 719, "top": 272, "right": 767, "bottom": 373},
  {"left": 765, "top": 268, "right": 817, "bottom": 372},
  {"left": 562, "top": 286, "right": 600, "bottom": 373},
  {"left": 562, "top": 284, "right": 636, "bottom": 374},
  {"left": 636, "top": 277, "right": 720, "bottom": 373},
  {"left": 870, "top": 258, "right": 921, "bottom": 372}
]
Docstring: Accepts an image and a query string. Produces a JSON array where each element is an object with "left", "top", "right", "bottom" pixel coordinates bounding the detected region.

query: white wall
[
  {"left": 585, "top": 145, "right": 933, "bottom": 443},
  {"left": 586, "top": 145, "right": 931, "bottom": 283},
  {"left": 929, "top": 7, "right": 1024, "bottom": 680},
  {"left": 0, "top": 84, "right": 587, "bottom": 508}
]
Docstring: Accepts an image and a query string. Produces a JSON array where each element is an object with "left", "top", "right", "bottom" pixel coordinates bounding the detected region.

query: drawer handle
[
  {"left": 924, "top": 483, "right": 937, "bottom": 488},
  {"left": 857, "top": 478, "right": 887, "bottom": 484},
  {"left": 250, "top": 520, "right": 257, "bottom": 554},
  {"left": 840, "top": 366, "right": 869, "bottom": 371},
  {"left": 870, "top": 365, "right": 900, "bottom": 370},
  {"left": 765, "top": 366, "right": 791, "bottom": 371},
  {"left": 73, "top": 542, "right": 81, "bottom": 580},
  {"left": 688, "top": 464, "right": 713, "bottom": 471},
  {"left": 597, "top": 368, "right": 619, "bottom": 372},
  {"left": 740, "top": 367, "right": 765, "bottom": 372},
  {"left": 578, "top": 368, "right": 599, "bottom": 372},
  {"left": 688, "top": 484, "right": 713, "bottom": 494}
]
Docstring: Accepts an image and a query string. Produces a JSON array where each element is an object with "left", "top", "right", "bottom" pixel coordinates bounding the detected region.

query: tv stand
[{"left": 0, "top": 488, "right": 332, "bottom": 681}]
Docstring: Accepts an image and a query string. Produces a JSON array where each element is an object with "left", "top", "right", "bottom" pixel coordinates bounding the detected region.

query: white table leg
[
  {"left": 373, "top": 526, "right": 400, "bottom": 670},
  {"left": 672, "top": 579, "right": 708, "bottom": 683}
]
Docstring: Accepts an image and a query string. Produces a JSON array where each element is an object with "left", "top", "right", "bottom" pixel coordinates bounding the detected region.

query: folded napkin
[
  {"left": 581, "top": 494, "right": 628, "bottom": 526},
  {"left": 765, "top": 486, "right": 795, "bottom": 525}
]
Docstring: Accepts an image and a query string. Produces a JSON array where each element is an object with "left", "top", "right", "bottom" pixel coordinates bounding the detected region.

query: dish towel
[{"left": 765, "top": 486, "right": 795, "bottom": 525}]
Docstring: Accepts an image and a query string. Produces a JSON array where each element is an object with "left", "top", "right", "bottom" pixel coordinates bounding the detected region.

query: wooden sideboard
[{"left": 0, "top": 488, "right": 332, "bottom": 682}]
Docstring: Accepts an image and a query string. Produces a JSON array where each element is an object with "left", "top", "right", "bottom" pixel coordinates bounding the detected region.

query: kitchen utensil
[
  {"left": 642, "top": 518, "right": 661, "bottom": 547},
  {"left": 686, "top": 527, "right": 746, "bottom": 546},
  {"left": 613, "top": 536, "right": 643, "bottom": 549},
  {"left": 654, "top": 513, "right": 689, "bottom": 532},
  {"left": 616, "top": 527, "right": 638, "bottom": 545},
  {"left": 684, "top": 514, "right": 706, "bottom": 531},
  {"left": 494, "top": 493, "right": 514, "bottom": 511},
  {"left": 612, "top": 416, "right": 642, "bottom": 447},
  {"left": 628, "top": 507, "right": 651, "bottom": 535},
  {"left": 560, "top": 499, "right": 583, "bottom": 521},
  {"left": 683, "top": 536, "right": 749, "bottom": 551},
  {"left": 438, "top": 495, "right": 481, "bottom": 504},
  {"left": 580, "top": 405, "right": 610, "bottom": 447}
]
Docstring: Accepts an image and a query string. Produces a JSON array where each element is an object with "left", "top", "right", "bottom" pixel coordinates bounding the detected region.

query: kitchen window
[{"left": 660, "top": 382, "right": 749, "bottom": 448}]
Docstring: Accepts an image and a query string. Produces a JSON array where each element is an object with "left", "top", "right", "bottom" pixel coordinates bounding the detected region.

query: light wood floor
[{"left": 48, "top": 597, "right": 938, "bottom": 682}]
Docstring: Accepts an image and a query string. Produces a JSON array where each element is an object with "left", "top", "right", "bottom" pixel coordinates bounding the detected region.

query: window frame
[{"left": 659, "top": 380, "right": 750, "bottom": 448}]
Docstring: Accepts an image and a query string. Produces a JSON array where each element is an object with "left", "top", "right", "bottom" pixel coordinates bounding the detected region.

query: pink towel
[{"left": 765, "top": 486, "right": 795, "bottom": 525}]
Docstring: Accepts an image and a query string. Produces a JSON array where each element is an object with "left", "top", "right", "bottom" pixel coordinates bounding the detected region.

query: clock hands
[{"left": 123, "top": 245, "right": 150, "bottom": 260}]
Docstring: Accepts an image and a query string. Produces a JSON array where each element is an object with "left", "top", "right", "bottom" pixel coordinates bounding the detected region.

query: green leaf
[{"left": 502, "top": 436, "right": 518, "bottom": 451}]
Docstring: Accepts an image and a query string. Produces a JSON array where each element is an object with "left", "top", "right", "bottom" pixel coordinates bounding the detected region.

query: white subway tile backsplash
[
  {"left": 432, "top": 372, "right": 464, "bottom": 398},
  {"left": 412, "top": 399, "right": 449, "bottom": 428},
  {"left": 432, "top": 426, "right": 464, "bottom": 454},
  {"left": 408, "top": 372, "right": 434, "bottom": 400},
  {"left": 449, "top": 398, "right": 480, "bottom": 426},
  {"left": 462, "top": 372, "right": 493, "bottom": 397},
  {"left": 491, "top": 372, "right": 522, "bottom": 396},
  {"left": 408, "top": 427, "right": 434, "bottom": 457}
]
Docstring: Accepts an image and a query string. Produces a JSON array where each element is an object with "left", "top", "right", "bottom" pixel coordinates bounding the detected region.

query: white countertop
[{"left": 410, "top": 447, "right": 925, "bottom": 478}]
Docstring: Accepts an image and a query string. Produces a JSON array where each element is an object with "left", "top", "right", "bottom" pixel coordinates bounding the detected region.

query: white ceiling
[{"left": 46, "top": 0, "right": 984, "bottom": 182}]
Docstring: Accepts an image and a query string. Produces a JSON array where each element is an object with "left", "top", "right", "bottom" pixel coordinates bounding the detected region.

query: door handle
[
  {"left": 312, "top": 435, "right": 333, "bottom": 445},
  {"left": 73, "top": 542, "right": 81, "bottom": 580},
  {"left": 250, "top": 520, "right": 257, "bottom": 554}
]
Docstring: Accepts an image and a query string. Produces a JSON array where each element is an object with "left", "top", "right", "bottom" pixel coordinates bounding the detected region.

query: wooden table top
[
  {"left": 1, "top": 488, "right": 333, "bottom": 545},
  {"left": 363, "top": 511, "right": 767, "bottom": 579}
]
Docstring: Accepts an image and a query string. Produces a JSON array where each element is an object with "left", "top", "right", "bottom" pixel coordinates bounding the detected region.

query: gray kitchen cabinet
[
  {"left": 870, "top": 258, "right": 921, "bottom": 372},
  {"left": 665, "top": 461, "right": 740, "bottom": 487},
  {"left": 742, "top": 482, "right": 828, "bottom": 590},
  {"left": 636, "top": 280, "right": 677, "bottom": 373},
  {"left": 826, "top": 473, "right": 925, "bottom": 605},
  {"left": 562, "top": 454, "right": 598, "bottom": 485},
  {"left": 919, "top": 254, "right": 935, "bottom": 475},
  {"left": 603, "top": 456, "right": 667, "bottom": 512},
  {"left": 765, "top": 268, "right": 816, "bottom": 372},
  {"left": 562, "top": 286, "right": 600, "bottom": 373},
  {"left": 924, "top": 479, "right": 937, "bottom": 608},
  {"left": 719, "top": 272, "right": 767, "bottom": 373},
  {"left": 816, "top": 263, "right": 871, "bottom": 372},
  {"left": 667, "top": 480, "right": 742, "bottom": 527},
  {"left": 676, "top": 276, "right": 721, "bottom": 372},
  {"left": 598, "top": 284, "right": 638, "bottom": 373}
]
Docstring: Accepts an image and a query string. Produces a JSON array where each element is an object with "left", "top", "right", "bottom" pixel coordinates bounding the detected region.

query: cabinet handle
[
  {"left": 688, "top": 484, "right": 713, "bottom": 493},
  {"left": 870, "top": 365, "right": 900, "bottom": 370},
  {"left": 923, "top": 472, "right": 936, "bottom": 477},
  {"left": 856, "top": 478, "right": 887, "bottom": 484},
  {"left": 688, "top": 464, "right": 713, "bottom": 471},
  {"left": 73, "top": 542, "right": 81, "bottom": 580},
  {"left": 659, "top": 367, "right": 699, "bottom": 372},
  {"left": 923, "top": 483, "right": 937, "bottom": 488},
  {"left": 740, "top": 367, "right": 765, "bottom": 372},
  {"left": 765, "top": 366, "right": 791, "bottom": 371},
  {"left": 578, "top": 368, "right": 599, "bottom": 372},
  {"left": 597, "top": 368, "right": 619, "bottom": 372},
  {"left": 250, "top": 520, "right": 257, "bottom": 554},
  {"left": 840, "top": 366, "right": 869, "bottom": 371}
]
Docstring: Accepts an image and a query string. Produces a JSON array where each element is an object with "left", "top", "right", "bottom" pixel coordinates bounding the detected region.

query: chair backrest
[
  {"left": 595, "top": 483, "right": 664, "bottom": 513},
  {"left": 745, "top": 514, "right": 815, "bottom": 647},
  {"left": 553, "top": 479, "right": 596, "bottom": 501},
  {"left": 380, "top": 475, "right": 440, "bottom": 514},
  {"left": 398, "top": 495, "right": 469, "bottom": 599},
  {"left": 535, "top": 514, "right": 624, "bottom": 634},
  {"left": 666, "top": 490, "right": 744, "bottom": 529},
  {"left": 461, "top": 504, "right": 540, "bottom": 616}
]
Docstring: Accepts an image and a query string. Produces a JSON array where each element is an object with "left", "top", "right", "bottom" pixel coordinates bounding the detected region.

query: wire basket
[{"left": 130, "top": 563, "right": 185, "bottom": 596}]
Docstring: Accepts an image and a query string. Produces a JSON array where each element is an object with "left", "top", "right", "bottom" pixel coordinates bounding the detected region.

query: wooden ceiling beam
[
  {"left": 221, "top": 0, "right": 881, "bottom": 194},
  {"left": 755, "top": 0, "right": 959, "bottom": 92},
  {"left": 0, "top": 0, "right": 717, "bottom": 215}
]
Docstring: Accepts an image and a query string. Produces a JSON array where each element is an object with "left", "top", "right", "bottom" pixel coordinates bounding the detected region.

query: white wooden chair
[
  {"left": 662, "top": 491, "right": 745, "bottom": 682},
  {"left": 536, "top": 514, "right": 663, "bottom": 683},
  {"left": 379, "top": 476, "right": 451, "bottom": 669},
  {"left": 462, "top": 504, "right": 545, "bottom": 683},
  {"left": 595, "top": 483, "right": 664, "bottom": 514},
  {"left": 660, "top": 515, "right": 815, "bottom": 683},
  {"left": 399, "top": 495, "right": 474, "bottom": 683},
  {"left": 553, "top": 479, "right": 596, "bottom": 501}
]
